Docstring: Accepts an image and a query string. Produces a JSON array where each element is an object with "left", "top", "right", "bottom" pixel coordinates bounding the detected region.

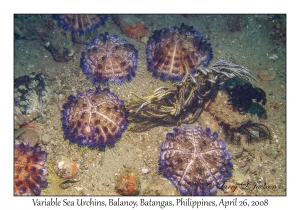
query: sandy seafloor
[{"left": 14, "top": 14, "right": 286, "bottom": 196}]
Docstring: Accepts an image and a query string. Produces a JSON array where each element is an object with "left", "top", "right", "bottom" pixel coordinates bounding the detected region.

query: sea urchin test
[{"left": 61, "top": 87, "right": 128, "bottom": 150}]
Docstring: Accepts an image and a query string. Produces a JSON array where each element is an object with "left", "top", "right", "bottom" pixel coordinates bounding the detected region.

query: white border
[{"left": 2, "top": 0, "right": 295, "bottom": 209}]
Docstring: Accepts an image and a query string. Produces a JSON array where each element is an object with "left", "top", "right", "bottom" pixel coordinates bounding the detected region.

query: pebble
[
  {"left": 142, "top": 168, "right": 149, "bottom": 174},
  {"left": 140, "top": 36, "right": 149, "bottom": 45},
  {"left": 44, "top": 40, "right": 50, "bottom": 48}
]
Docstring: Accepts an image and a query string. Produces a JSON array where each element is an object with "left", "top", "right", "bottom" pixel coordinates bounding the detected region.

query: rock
[{"left": 142, "top": 168, "right": 149, "bottom": 174}]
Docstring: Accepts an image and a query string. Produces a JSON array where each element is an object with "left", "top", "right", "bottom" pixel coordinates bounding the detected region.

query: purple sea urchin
[
  {"left": 146, "top": 23, "right": 213, "bottom": 81},
  {"left": 61, "top": 87, "right": 128, "bottom": 150},
  {"left": 14, "top": 142, "right": 48, "bottom": 195},
  {"left": 81, "top": 33, "right": 138, "bottom": 84},
  {"left": 54, "top": 14, "right": 108, "bottom": 33},
  {"left": 159, "top": 125, "right": 232, "bottom": 195}
]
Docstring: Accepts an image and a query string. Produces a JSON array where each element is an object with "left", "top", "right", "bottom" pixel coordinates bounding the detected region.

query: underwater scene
[{"left": 14, "top": 14, "right": 286, "bottom": 196}]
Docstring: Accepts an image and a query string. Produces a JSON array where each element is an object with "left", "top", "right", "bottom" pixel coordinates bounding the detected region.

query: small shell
[{"left": 55, "top": 156, "right": 78, "bottom": 179}]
